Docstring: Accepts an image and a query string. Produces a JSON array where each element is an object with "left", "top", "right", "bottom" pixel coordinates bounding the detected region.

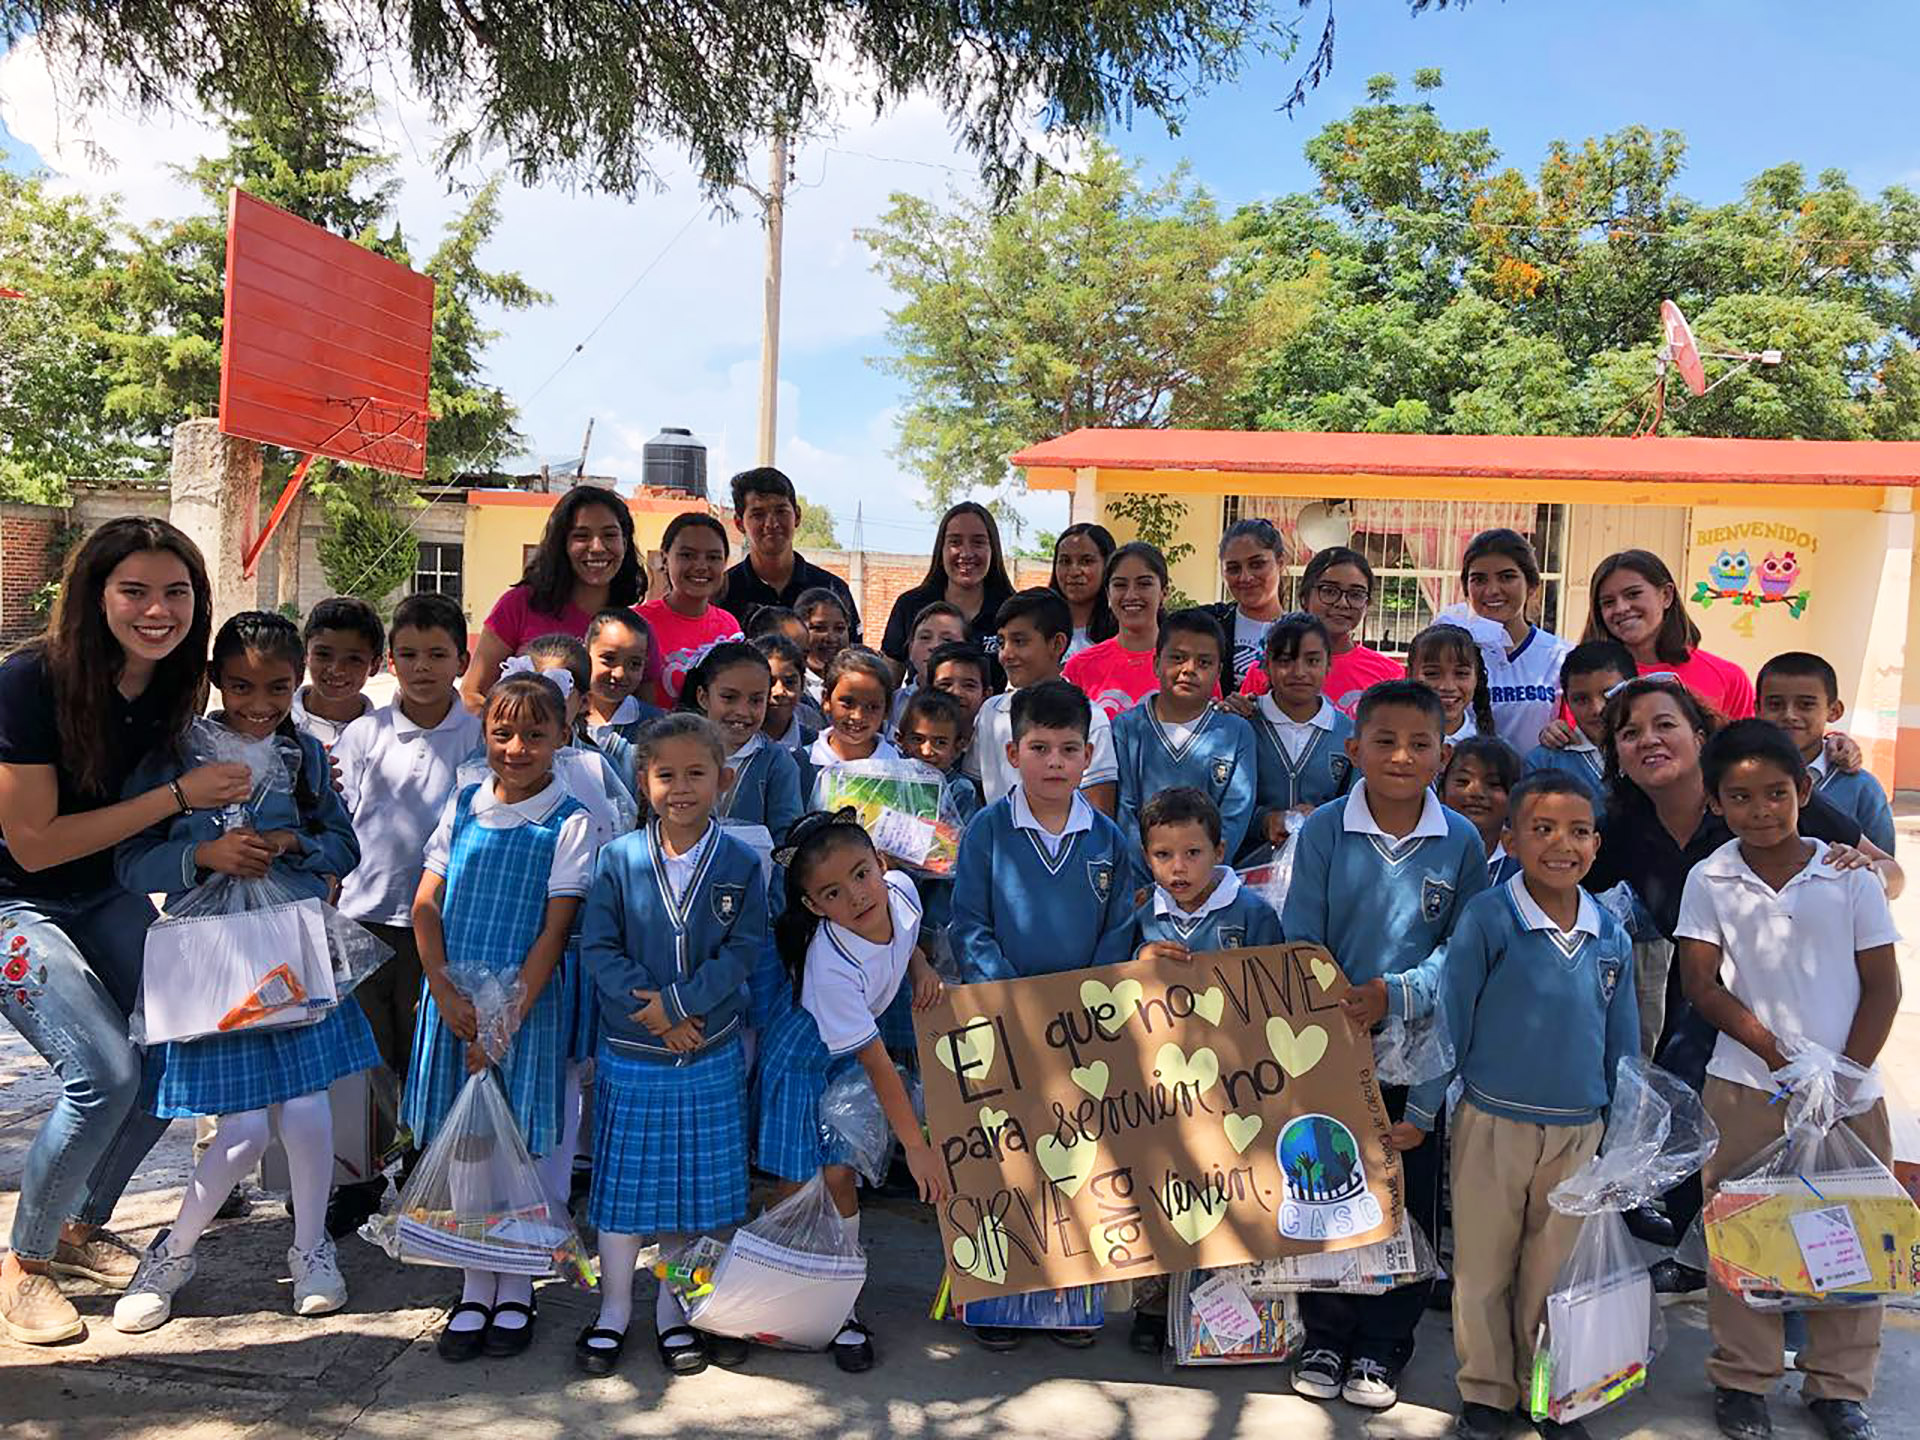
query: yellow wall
[
  {"left": 1094, "top": 496, "right": 1225, "bottom": 607},
  {"left": 1683, "top": 504, "right": 1911, "bottom": 787},
  {"left": 1560, "top": 504, "right": 1690, "bottom": 641}
]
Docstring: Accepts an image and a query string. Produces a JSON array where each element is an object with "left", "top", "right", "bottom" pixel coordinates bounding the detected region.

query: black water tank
[{"left": 642, "top": 427, "right": 708, "bottom": 497}]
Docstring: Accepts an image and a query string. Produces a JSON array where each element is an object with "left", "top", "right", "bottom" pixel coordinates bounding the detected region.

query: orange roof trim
[{"left": 1012, "top": 429, "right": 1920, "bottom": 487}]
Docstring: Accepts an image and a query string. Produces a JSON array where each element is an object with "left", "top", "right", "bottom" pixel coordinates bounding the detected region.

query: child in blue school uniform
[
  {"left": 1404, "top": 771, "right": 1637, "bottom": 1440},
  {"left": 1131, "top": 787, "right": 1282, "bottom": 962},
  {"left": 1111, "top": 607, "right": 1257, "bottom": 860},
  {"left": 1281, "top": 678, "right": 1488, "bottom": 1412},
  {"left": 801, "top": 646, "right": 900, "bottom": 800},
  {"left": 583, "top": 607, "right": 664, "bottom": 781},
  {"left": 755, "top": 811, "right": 948, "bottom": 1373},
  {"left": 574, "top": 715, "right": 768, "bottom": 1379},
  {"left": 1522, "top": 641, "right": 1635, "bottom": 824},
  {"left": 1440, "top": 736, "right": 1524, "bottom": 886},
  {"left": 113, "top": 612, "right": 376, "bottom": 1333},
  {"left": 402, "top": 673, "right": 601, "bottom": 1364},
  {"left": 893, "top": 687, "right": 982, "bottom": 988},
  {"left": 1246, "top": 612, "right": 1355, "bottom": 858},
  {"left": 949, "top": 678, "right": 1137, "bottom": 1352},
  {"left": 1757, "top": 651, "right": 1896, "bottom": 853}
]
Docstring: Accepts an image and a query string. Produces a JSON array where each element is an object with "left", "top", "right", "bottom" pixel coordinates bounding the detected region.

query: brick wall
[
  {"left": 0, "top": 503, "right": 66, "bottom": 646},
  {"left": 805, "top": 550, "right": 1052, "bottom": 641}
]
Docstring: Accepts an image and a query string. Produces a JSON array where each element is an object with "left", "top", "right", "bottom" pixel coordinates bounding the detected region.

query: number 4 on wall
[{"left": 1731, "top": 608, "right": 1757, "bottom": 639}]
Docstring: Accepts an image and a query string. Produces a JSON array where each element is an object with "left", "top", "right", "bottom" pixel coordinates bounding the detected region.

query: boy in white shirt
[
  {"left": 967, "top": 589, "right": 1117, "bottom": 814},
  {"left": 327, "top": 593, "right": 479, "bottom": 1229},
  {"left": 1675, "top": 720, "right": 1902, "bottom": 1440}
]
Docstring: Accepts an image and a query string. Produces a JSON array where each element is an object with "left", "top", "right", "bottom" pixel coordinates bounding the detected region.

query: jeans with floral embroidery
[{"left": 1, "top": 889, "right": 170, "bottom": 1261}]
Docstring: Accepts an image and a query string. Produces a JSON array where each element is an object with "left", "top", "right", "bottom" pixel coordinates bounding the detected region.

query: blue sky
[{"left": 4, "top": 2, "right": 1917, "bottom": 551}]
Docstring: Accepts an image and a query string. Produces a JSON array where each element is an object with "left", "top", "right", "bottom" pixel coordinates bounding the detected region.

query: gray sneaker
[{"left": 112, "top": 1232, "right": 197, "bottom": 1334}]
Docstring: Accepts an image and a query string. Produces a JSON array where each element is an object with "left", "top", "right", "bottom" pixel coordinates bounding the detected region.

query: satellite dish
[
  {"left": 1660, "top": 300, "right": 1708, "bottom": 397},
  {"left": 1296, "top": 500, "right": 1353, "bottom": 553}
]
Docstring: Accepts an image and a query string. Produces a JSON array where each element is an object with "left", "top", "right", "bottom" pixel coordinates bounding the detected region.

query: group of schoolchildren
[{"left": 97, "top": 518, "right": 1901, "bottom": 1440}]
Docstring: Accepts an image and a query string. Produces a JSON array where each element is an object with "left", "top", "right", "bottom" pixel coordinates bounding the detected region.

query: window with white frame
[
  {"left": 1220, "top": 495, "right": 1568, "bottom": 654},
  {"left": 412, "top": 541, "right": 464, "bottom": 603}
]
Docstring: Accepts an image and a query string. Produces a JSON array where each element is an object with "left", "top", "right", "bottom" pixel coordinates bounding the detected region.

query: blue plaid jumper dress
[{"left": 400, "top": 783, "right": 579, "bottom": 1157}]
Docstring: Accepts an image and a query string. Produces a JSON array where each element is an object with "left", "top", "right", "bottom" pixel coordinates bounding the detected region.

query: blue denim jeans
[{"left": 1, "top": 888, "right": 171, "bottom": 1261}]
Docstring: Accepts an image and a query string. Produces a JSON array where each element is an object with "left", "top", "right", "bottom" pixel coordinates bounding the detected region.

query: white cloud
[{"left": 0, "top": 35, "right": 1070, "bottom": 557}]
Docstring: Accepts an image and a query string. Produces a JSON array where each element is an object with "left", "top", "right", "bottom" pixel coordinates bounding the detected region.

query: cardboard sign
[{"left": 916, "top": 944, "right": 1404, "bottom": 1304}]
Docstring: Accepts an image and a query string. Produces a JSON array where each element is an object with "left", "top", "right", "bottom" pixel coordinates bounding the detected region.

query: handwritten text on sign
[{"left": 915, "top": 944, "right": 1404, "bottom": 1304}]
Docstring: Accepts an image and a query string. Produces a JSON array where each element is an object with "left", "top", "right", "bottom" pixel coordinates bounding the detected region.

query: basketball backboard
[{"left": 218, "top": 189, "right": 435, "bottom": 478}]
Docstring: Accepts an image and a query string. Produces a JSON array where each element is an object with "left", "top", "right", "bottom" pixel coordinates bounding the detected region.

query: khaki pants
[
  {"left": 1450, "top": 1101, "right": 1603, "bottom": 1409},
  {"left": 1633, "top": 939, "right": 1671, "bottom": 1060},
  {"left": 1703, "top": 1077, "right": 1890, "bottom": 1401}
]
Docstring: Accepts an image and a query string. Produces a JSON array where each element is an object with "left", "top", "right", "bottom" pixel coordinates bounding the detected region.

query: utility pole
[
  {"left": 576, "top": 417, "right": 595, "bottom": 479},
  {"left": 756, "top": 131, "right": 788, "bottom": 468}
]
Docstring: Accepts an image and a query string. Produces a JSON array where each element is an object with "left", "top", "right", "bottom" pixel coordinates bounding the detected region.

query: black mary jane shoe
[
  {"left": 833, "top": 1320, "right": 875, "bottom": 1374},
  {"left": 435, "top": 1302, "right": 493, "bottom": 1363},
  {"left": 657, "top": 1324, "right": 710, "bottom": 1375},
  {"left": 1048, "top": 1328, "right": 1098, "bottom": 1349},
  {"left": 482, "top": 1299, "right": 537, "bottom": 1358},
  {"left": 706, "top": 1333, "right": 750, "bottom": 1369},
  {"left": 575, "top": 1325, "right": 628, "bottom": 1377}
]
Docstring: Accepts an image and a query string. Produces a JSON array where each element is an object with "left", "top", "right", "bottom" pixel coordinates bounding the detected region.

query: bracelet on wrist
[{"left": 168, "top": 779, "right": 192, "bottom": 815}]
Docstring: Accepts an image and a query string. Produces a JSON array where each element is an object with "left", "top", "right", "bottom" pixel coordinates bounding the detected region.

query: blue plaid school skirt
[
  {"left": 147, "top": 1003, "right": 379, "bottom": 1119},
  {"left": 558, "top": 946, "right": 599, "bottom": 1063},
  {"left": 747, "top": 936, "right": 794, "bottom": 1036},
  {"left": 754, "top": 1005, "right": 863, "bottom": 1182},
  {"left": 589, "top": 1034, "right": 748, "bottom": 1236},
  {"left": 401, "top": 973, "right": 565, "bottom": 1157}
]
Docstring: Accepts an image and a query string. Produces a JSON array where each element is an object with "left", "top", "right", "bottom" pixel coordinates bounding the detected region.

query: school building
[{"left": 1013, "top": 428, "right": 1920, "bottom": 793}]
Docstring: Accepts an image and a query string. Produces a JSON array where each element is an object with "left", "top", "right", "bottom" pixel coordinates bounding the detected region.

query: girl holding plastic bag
[
  {"left": 113, "top": 612, "right": 377, "bottom": 1333},
  {"left": 575, "top": 715, "right": 767, "bottom": 1378},
  {"left": 403, "top": 672, "right": 597, "bottom": 1363},
  {"left": 755, "top": 810, "right": 947, "bottom": 1373}
]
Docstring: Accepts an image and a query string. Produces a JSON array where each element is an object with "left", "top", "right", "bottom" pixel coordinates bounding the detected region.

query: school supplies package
[
  {"left": 817, "top": 1063, "right": 924, "bottom": 1187},
  {"left": 1531, "top": 1060, "right": 1718, "bottom": 1424},
  {"left": 1166, "top": 1265, "right": 1303, "bottom": 1366},
  {"left": 688, "top": 1174, "right": 867, "bottom": 1349},
  {"left": 811, "top": 759, "right": 963, "bottom": 876},
  {"left": 1237, "top": 836, "right": 1298, "bottom": 915},
  {"left": 1242, "top": 1212, "right": 1437, "bottom": 1294},
  {"left": 361, "top": 972, "right": 594, "bottom": 1285},
  {"left": 1702, "top": 1043, "right": 1920, "bottom": 1311},
  {"left": 1372, "top": 1007, "right": 1454, "bottom": 1087},
  {"left": 956, "top": 1286, "right": 1106, "bottom": 1330},
  {"left": 134, "top": 720, "right": 391, "bottom": 1044}
]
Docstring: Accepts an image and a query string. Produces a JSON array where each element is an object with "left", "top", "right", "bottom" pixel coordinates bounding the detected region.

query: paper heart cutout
[
  {"left": 978, "top": 1105, "right": 1008, "bottom": 1133},
  {"left": 1070, "top": 1060, "right": 1110, "bottom": 1099},
  {"left": 1160, "top": 1175, "right": 1230, "bottom": 1245},
  {"left": 933, "top": 1017, "right": 995, "bottom": 1077},
  {"left": 1224, "top": 1113, "right": 1263, "bottom": 1154},
  {"left": 1080, "top": 978, "right": 1145, "bottom": 1036},
  {"left": 1309, "top": 956, "right": 1338, "bottom": 992},
  {"left": 1267, "top": 1015, "right": 1329, "bottom": 1078},
  {"left": 1192, "top": 987, "right": 1226, "bottom": 1025},
  {"left": 1155, "top": 1041, "right": 1220, "bottom": 1096},
  {"left": 1035, "top": 1132, "right": 1100, "bottom": 1198},
  {"left": 949, "top": 1211, "right": 1010, "bottom": 1285}
]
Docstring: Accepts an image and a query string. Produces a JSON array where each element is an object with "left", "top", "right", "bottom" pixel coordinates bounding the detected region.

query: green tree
[
  {"left": 794, "top": 492, "right": 839, "bottom": 550},
  {"left": 861, "top": 143, "right": 1317, "bottom": 520},
  {"left": 5, "top": 1, "right": 1318, "bottom": 199}
]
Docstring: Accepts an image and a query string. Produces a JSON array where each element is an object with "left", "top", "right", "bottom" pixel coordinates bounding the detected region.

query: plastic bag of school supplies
[
  {"left": 1372, "top": 1007, "right": 1455, "bottom": 1087},
  {"left": 689, "top": 1174, "right": 866, "bottom": 1348},
  {"left": 817, "top": 1063, "right": 923, "bottom": 1187},
  {"left": 957, "top": 1285, "right": 1106, "bottom": 1330},
  {"left": 1166, "top": 1266, "right": 1303, "bottom": 1366},
  {"left": 360, "top": 975, "right": 595, "bottom": 1286},
  {"left": 1529, "top": 1061, "right": 1718, "bottom": 1424},
  {"left": 1700, "top": 1043, "right": 1920, "bottom": 1312},
  {"left": 1248, "top": 1211, "right": 1439, "bottom": 1293},
  {"left": 1236, "top": 836, "right": 1298, "bottom": 916},
  {"left": 812, "top": 759, "right": 963, "bottom": 876}
]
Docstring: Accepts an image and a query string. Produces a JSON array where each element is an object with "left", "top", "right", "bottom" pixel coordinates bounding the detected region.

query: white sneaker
[
  {"left": 113, "top": 1232, "right": 197, "bottom": 1333},
  {"left": 1341, "top": 1356, "right": 1401, "bottom": 1410},
  {"left": 288, "top": 1238, "right": 347, "bottom": 1317}
]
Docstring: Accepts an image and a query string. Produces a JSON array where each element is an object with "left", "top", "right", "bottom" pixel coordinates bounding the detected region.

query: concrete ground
[{"left": 6, "top": 815, "right": 1920, "bottom": 1440}]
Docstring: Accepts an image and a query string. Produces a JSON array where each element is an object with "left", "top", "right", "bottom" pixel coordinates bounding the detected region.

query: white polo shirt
[
  {"left": 1675, "top": 837, "right": 1901, "bottom": 1091},
  {"left": 333, "top": 696, "right": 483, "bottom": 926},
  {"left": 966, "top": 689, "right": 1118, "bottom": 804},
  {"left": 1257, "top": 695, "right": 1337, "bottom": 763},
  {"left": 423, "top": 776, "right": 598, "bottom": 897},
  {"left": 1009, "top": 784, "right": 1095, "bottom": 859},
  {"left": 800, "top": 869, "right": 924, "bottom": 1056}
]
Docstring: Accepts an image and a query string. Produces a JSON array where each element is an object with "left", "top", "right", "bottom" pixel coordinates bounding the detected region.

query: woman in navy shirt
[{"left": 0, "top": 518, "right": 250, "bottom": 1344}]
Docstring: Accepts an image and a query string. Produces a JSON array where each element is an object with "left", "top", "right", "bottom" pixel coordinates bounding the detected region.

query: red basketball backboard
[{"left": 219, "top": 189, "right": 435, "bottom": 478}]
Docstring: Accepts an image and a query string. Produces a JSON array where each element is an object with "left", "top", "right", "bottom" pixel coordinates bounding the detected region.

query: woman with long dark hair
[
  {"left": 1203, "top": 517, "right": 1288, "bottom": 694},
  {"left": 460, "top": 485, "right": 653, "bottom": 713},
  {"left": 1047, "top": 523, "right": 1115, "bottom": 659},
  {"left": 879, "top": 502, "right": 1015, "bottom": 676},
  {"left": 0, "top": 518, "right": 252, "bottom": 1343},
  {"left": 1582, "top": 549, "right": 1753, "bottom": 721}
]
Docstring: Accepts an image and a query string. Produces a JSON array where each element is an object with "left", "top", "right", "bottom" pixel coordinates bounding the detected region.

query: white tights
[
  {"left": 170, "top": 1093, "right": 332, "bottom": 1254},
  {"left": 534, "top": 1062, "right": 586, "bottom": 1215}
]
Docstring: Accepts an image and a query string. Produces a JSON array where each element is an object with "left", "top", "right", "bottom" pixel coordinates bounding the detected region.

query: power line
[{"left": 524, "top": 205, "right": 707, "bottom": 404}]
